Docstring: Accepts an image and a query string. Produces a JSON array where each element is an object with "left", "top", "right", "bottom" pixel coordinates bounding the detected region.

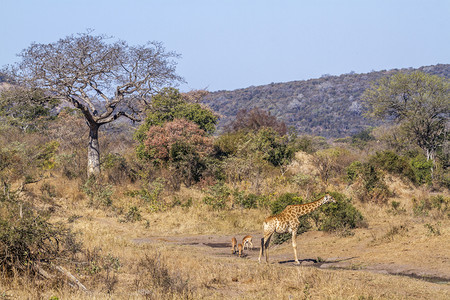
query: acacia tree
[
  {"left": 4, "top": 31, "right": 182, "bottom": 176},
  {"left": 362, "top": 71, "right": 449, "bottom": 170}
]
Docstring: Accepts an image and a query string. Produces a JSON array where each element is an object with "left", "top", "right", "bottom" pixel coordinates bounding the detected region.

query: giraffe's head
[{"left": 323, "top": 194, "right": 336, "bottom": 204}]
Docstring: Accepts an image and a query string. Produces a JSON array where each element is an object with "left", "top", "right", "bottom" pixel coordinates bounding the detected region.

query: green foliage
[
  {"left": 410, "top": 155, "right": 433, "bottom": 185},
  {"left": 318, "top": 192, "right": 366, "bottom": 233},
  {"left": 412, "top": 194, "right": 449, "bottom": 217},
  {"left": 0, "top": 87, "right": 60, "bottom": 132},
  {"left": 140, "top": 119, "right": 215, "bottom": 188},
  {"left": 363, "top": 71, "right": 449, "bottom": 171},
  {"left": 367, "top": 151, "right": 433, "bottom": 185},
  {"left": 349, "top": 161, "right": 391, "bottom": 203},
  {"left": 351, "top": 128, "right": 375, "bottom": 149},
  {"left": 256, "top": 128, "right": 295, "bottom": 167},
  {"left": 203, "top": 182, "right": 231, "bottom": 210},
  {"left": 135, "top": 87, "right": 217, "bottom": 146},
  {"left": 232, "top": 189, "right": 263, "bottom": 209},
  {"left": 101, "top": 153, "right": 137, "bottom": 184},
  {"left": 124, "top": 206, "right": 142, "bottom": 223},
  {"left": 82, "top": 177, "right": 114, "bottom": 208},
  {"left": 215, "top": 128, "right": 294, "bottom": 167},
  {"left": 369, "top": 151, "right": 410, "bottom": 176},
  {"left": 35, "top": 140, "right": 60, "bottom": 170},
  {"left": 270, "top": 193, "right": 303, "bottom": 215},
  {"left": 347, "top": 161, "right": 363, "bottom": 182}
]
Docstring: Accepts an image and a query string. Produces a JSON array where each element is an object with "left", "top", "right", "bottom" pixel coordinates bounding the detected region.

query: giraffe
[{"left": 258, "top": 194, "right": 336, "bottom": 264}]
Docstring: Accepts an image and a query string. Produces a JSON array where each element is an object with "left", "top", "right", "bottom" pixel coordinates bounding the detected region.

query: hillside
[{"left": 202, "top": 64, "right": 450, "bottom": 138}]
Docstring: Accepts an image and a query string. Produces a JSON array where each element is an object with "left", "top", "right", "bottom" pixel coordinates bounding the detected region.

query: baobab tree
[{"left": 4, "top": 31, "right": 183, "bottom": 176}]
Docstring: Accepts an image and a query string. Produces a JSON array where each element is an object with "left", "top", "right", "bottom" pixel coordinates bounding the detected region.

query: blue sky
[{"left": 1, "top": 0, "right": 449, "bottom": 91}]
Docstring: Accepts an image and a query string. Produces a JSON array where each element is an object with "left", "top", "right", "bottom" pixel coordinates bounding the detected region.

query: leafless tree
[
  {"left": 227, "top": 107, "right": 287, "bottom": 136},
  {"left": 5, "top": 31, "right": 183, "bottom": 176}
]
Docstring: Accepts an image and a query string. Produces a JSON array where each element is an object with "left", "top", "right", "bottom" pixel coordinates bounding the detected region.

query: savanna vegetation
[{"left": 0, "top": 33, "right": 449, "bottom": 299}]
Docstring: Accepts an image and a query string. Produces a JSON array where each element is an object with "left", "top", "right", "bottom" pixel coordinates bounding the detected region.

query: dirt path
[{"left": 132, "top": 233, "right": 450, "bottom": 286}]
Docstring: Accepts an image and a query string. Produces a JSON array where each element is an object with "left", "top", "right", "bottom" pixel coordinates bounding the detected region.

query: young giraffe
[{"left": 258, "top": 194, "right": 336, "bottom": 264}]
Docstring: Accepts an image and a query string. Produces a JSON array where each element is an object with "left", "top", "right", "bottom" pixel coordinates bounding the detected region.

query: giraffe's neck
[{"left": 292, "top": 196, "right": 329, "bottom": 216}]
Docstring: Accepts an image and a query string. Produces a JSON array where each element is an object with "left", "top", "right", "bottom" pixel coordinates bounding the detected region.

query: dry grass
[{"left": 1, "top": 170, "right": 449, "bottom": 299}]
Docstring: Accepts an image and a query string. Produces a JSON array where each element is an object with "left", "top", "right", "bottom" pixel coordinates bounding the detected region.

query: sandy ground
[{"left": 132, "top": 231, "right": 450, "bottom": 285}]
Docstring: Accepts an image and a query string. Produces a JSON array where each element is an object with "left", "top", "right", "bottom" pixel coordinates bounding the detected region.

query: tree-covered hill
[{"left": 202, "top": 64, "right": 450, "bottom": 138}]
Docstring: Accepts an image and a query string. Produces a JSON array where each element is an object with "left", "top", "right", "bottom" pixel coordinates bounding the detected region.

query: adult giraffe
[{"left": 258, "top": 194, "right": 336, "bottom": 264}]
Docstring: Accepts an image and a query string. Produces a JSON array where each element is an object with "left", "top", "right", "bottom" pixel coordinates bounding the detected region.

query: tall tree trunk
[{"left": 87, "top": 123, "right": 101, "bottom": 177}]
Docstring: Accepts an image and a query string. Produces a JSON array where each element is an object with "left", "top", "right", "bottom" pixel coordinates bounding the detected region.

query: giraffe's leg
[
  {"left": 264, "top": 234, "right": 272, "bottom": 263},
  {"left": 258, "top": 233, "right": 272, "bottom": 263},
  {"left": 292, "top": 231, "right": 299, "bottom": 264},
  {"left": 258, "top": 238, "right": 264, "bottom": 262}
]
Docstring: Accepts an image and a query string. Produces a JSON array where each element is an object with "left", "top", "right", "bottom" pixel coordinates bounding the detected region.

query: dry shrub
[
  {"left": 81, "top": 177, "right": 114, "bottom": 208},
  {"left": 101, "top": 152, "right": 138, "bottom": 184},
  {"left": 0, "top": 188, "right": 82, "bottom": 281},
  {"left": 412, "top": 194, "right": 449, "bottom": 218},
  {"left": 134, "top": 252, "right": 193, "bottom": 299},
  {"left": 349, "top": 162, "right": 392, "bottom": 204},
  {"left": 227, "top": 107, "right": 287, "bottom": 136},
  {"left": 312, "top": 147, "right": 355, "bottom": 184},
  {"left": 75, "top": 247, "right": 120, "bottom": 293}
]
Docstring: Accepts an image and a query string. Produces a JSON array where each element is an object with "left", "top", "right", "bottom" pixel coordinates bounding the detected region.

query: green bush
[
  {"left": 124, "top": 206, "right": 142, "bottom": 223},
  {"left": 352, "top": 162, "right": 391, "bottom": 204},
  {"left": 412, "top": 194, "right": 449, "bottom": 217},
  {"left": 126, "top": 178, "right": 167, "bottom": 212},
  {"left": 318, "top": 192, "right": 366, "bottom": 232},
  {"left": 203, "top": 182, "right": 231, "bottom": 210},
  {"left": 270, "top": 193, "right": 303, "bottom": 214},
  {"left": 368, "top": 151, "right": 434, "bottom": 186},
  {"left": 232, "top": 190, "right": 262, "bottom": 209},
  {"left": 35, "top": 140, "right": 60, "bottom": 170},
  {"left": 410, "top": 155, "right": 433, "bottom": 185},
  {"left": 369, "top": 151, "right": 411, "bottom": 176},
  {"left": 214, "top": 128, "right": 294, "bottom": 167},
  {"left": 102, "top": 153, "right": 137, "bottom": 184},
  {"left": 346, "top": 161, "right": 363, "bottom": 182},
  {"left": 82, "top": 177, "right": 113, "bottom": 208},
  {"left": 256, "top": 128, "right": 295, "bottom": 167}
]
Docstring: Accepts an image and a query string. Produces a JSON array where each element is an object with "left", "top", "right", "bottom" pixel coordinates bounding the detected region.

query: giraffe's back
[{"left": 264, "top": 215, "right": 291, "bottom": 234}]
